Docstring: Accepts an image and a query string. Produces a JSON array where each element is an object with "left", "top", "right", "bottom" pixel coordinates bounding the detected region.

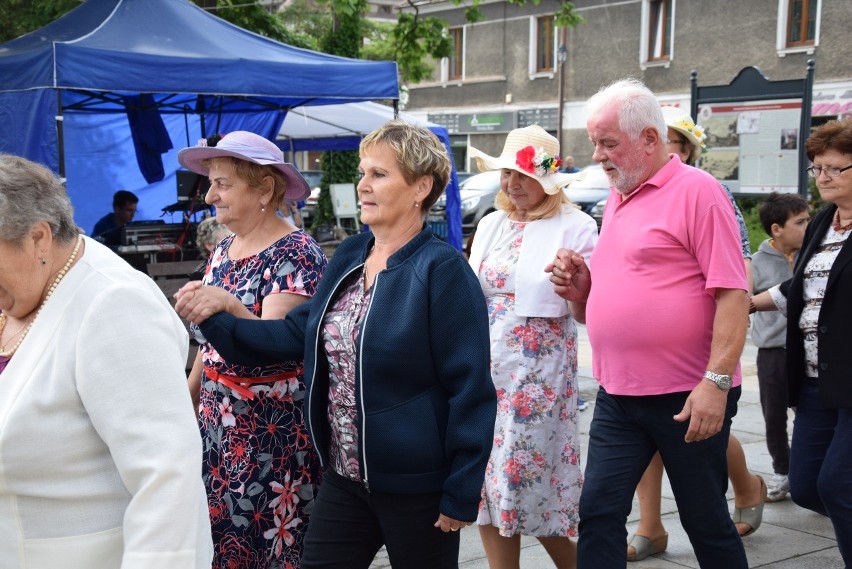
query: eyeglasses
[
  {"left": 806, "top": 164, "right": 852, "bottom": 178},
  {"left": 666, "top": 138, "right": 687, "bottom": 146}
]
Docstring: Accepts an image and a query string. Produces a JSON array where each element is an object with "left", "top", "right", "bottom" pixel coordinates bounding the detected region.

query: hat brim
[
  {"left": 177, "top": 146, "right": 311, "bottom": 202},
  {"left": 469, "top": 146, "right": 584, "bottom": 195},
  {"left": 666, "top": 124, "right": 702, "bottom": 163}
]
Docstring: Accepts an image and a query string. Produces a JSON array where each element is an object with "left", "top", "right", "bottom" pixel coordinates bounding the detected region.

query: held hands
[
  {"left": 674, "top": 380, "right": 728, "bottom": 442},
  {"left": 544, "top": 248, "right": 592, "bottom": 303},
  {"left": 434, "top": 513, "right": 472, "bottom": 533},
  {"left": 174, "top": 281, "right": 236, "bottom": 324}
]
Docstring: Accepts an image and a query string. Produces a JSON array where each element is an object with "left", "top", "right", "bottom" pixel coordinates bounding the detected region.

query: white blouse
[{"left": 0, "top": 237, "right": 212, "bottom": 569}]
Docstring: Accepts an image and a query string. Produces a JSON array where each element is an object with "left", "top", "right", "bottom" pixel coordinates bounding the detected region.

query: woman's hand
[
  {"left": 174, "top": 281, "right": 237, "bottom": 324},
  {"left": 434, "top": 513, "right": 472, "bottom": 533}
]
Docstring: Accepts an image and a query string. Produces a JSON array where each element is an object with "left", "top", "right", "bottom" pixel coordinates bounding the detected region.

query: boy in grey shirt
[{"left": 751, "top": 192, "right": 809, "bottom": 502}]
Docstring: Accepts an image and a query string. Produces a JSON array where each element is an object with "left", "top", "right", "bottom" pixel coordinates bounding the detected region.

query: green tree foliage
[
  {"left": 312, "top": 0, "right": 367, "bottom": 233},
  {"left": 0, "top": 0, "right": 82, "bottom": 43},
  {"left": 208, "top": 0, "right": 313, "bottom": 48}
]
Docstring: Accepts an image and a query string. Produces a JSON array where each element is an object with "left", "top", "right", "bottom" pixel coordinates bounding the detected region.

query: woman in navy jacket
[
  {"left": 751, "top": 118, "right": 852, "bottom": 565},
  {"left": 176, "top": 120, "right": 496, "bottom": 569}
]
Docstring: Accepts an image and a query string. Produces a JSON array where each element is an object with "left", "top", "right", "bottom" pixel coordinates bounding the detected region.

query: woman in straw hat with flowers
[
  {"left": 624, "top": 108, "right": 768, "bottom": 562},
  {"left": 467, "top": 125, "right": 598, "bottom": 569},
  {"left": 174, "top": 131, "right": 326, "bottom": 568}
]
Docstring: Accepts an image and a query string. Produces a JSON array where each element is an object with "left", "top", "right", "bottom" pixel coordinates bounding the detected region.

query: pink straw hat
[{"left": 178, "top": 131, "right": 311, "bottom": 201}]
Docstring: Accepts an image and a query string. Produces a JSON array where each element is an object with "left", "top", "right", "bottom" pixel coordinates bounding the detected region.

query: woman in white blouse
[{"left": 0, "top": 154, "right": 212, "bottom": 569}]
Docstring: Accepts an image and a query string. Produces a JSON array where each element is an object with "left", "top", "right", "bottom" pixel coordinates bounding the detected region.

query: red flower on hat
[{"left": 516, "top": 146, "right": 537, "bottom": 174}]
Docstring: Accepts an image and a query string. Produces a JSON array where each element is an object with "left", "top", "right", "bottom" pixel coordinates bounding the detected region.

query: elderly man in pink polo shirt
[{"left": 548, "top": 78, "right": 750, "bottom": 568}]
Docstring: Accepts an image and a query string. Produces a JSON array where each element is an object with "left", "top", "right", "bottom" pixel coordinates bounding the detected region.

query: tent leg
[{"left": 56, "top": 90, "right": 66, "bottom": 180}]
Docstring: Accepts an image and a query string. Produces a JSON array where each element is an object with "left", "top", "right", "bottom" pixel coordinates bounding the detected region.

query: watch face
[{"left": 705, "top": 372, "right": 732, "bottom": 389}]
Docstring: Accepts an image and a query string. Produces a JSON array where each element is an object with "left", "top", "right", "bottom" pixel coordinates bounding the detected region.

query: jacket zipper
[
  {"left": 357, "top": 271, "right": 378, "bottom": 492},
  {"left": 307, "top": 264, "right": 363, "bottom": 470}
]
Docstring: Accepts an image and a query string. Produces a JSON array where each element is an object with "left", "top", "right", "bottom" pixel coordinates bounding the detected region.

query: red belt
[{"left": 203, "top": 366, "right": 299, "bottom": 400}]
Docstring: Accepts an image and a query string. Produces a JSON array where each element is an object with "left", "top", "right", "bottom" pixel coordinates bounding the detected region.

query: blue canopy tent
[
  {"left": 278, "top": 102, "right": 462, "bottom": 249},
  {"left": 0, "top": 0, "right": 399, "bottom": 235}
]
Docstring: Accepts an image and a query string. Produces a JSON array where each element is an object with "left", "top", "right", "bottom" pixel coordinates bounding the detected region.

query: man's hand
[
  {"left": 434, "top": 513, "right": 472, "bottom": 533},
  {"left": 674, "top": 380, "right": 729, "bottom": 442},
  {"left": 545, "top": 248, "right": 592, "bottom": 303}
]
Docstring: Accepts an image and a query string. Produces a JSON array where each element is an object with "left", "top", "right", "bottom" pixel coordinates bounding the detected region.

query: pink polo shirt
[{"left": 586, "top": 156, "right": 747, "bottom": 395}]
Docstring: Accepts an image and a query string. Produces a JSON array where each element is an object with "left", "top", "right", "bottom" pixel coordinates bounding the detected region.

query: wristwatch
[{"left": 703, "top": 371, "right": 732, "bottom": 390}]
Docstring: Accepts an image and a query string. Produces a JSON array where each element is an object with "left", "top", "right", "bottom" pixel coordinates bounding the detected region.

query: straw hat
[
  {"left": 661, "top": 106, "right": 707, "bottom": 163},
  {"left": 177, "top": 131, "right": 311, "bottom": 201},
  {"left": 468, "top": 125, "right": 583, "bottom": 195}
]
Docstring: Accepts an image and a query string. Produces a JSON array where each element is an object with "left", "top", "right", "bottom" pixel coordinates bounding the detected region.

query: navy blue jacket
[{"left": 200, "top": 226, "right": 496, "bottom": 520}]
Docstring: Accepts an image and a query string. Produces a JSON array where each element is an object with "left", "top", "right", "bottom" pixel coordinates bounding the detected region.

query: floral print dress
[
  {"left": 475, "top": 219, "right": 583, "bottom": 538},
  {"left": 192, "top": 231, "right": 326, "bottom": 569}
]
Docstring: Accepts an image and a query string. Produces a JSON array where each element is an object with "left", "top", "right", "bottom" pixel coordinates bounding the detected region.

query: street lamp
[{"left": 556, "top": 42, "right": 568, "bottom": 154}]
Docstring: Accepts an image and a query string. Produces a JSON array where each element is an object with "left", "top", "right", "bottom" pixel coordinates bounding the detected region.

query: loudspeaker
[{"left": 176, "top": 170, "right": 209, "bottom": 202}]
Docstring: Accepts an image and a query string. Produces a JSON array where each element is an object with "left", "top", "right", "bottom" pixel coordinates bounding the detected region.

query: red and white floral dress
[
  {"left": 192, "top": 231, "right": 326, "bottom": 569},
  {"left": 475, "top": 219, "right": 583, "bottom": 538}
]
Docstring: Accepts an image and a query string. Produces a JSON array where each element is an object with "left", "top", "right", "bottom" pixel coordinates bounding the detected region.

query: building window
[
  {"left": 786, "top": 0, "right": 816, "bottom": 46},
  {"left": 536, "top": 16, "right": 555, "bottom": 73},
  {"left": 647, "top": 0, "right": 672, "bottom": 61},
  {"left": 776, "top": 0, "right": 820, "bottom": 55},
  {"left": 448, "top": 27, "right": 463, "bottom": 81}
]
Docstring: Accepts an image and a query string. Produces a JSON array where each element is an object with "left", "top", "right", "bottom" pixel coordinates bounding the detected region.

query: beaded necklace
[
  {"left": 0, "top": 235, "right": 82, "bottom": 357},
  {"left": 832, "top": 209, "right": 852, "bottom": 233}
]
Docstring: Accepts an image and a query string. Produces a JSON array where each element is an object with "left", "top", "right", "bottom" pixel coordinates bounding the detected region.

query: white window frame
[
  {"left": 639, "top": 0, "right": 675, "bottom": 70},
  {"left": 528, "top": 15, "right": 558, "bottom": 79},
  {"left": 776, "top": 0, "right": 821, "bottom": 57},
  {"left": 441, "top": 26, "right": 465, "bottom": 83}
]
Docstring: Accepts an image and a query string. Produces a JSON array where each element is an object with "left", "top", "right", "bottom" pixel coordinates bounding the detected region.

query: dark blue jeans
[
  {"left": 300, "top": 469, "right": 460, "bottom": 569},
  {"left": 577, "top": 386, "right": 747, "bottom": 569},
  {"left": 789, "top": 382, "right": 852, "bottom": 565}
]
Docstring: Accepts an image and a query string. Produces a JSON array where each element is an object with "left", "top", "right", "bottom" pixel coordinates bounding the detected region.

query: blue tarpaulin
[{"left": 0, "top": 0, "right": 399, "bottom": 234}]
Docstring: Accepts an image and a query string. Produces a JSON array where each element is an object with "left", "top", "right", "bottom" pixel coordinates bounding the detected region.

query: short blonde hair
[{"left": 360, "top": 119, "right": 451, "bottom": 213}]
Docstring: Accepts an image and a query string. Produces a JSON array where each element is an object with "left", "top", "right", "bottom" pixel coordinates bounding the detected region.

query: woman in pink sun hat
[{"left": 175, "top": 131, "right": 326, "bottom": 568}]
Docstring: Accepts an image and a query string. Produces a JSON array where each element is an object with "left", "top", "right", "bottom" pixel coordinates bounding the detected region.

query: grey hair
[
  {"left": 585, "top": 78, "right": 667, "bottom": 142},
  {"left": 195, "top": 216, "right": 231, "bottom": 255},
  {"left": 0, "top": 154, "right": 78, "bottom": 244}
]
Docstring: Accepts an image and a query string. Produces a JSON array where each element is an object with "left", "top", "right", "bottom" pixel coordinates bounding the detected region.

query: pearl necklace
[{"left": 0, "top": 235, "right": 82, "bottom": 357}]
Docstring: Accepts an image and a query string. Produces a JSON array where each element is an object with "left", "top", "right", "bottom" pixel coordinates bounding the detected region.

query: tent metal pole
[
  {"left": 393, "top": 99, "right": 398, "bottom": 118},
  {"left": 56, "top": 90, "right": 66, "bottom": 180}
]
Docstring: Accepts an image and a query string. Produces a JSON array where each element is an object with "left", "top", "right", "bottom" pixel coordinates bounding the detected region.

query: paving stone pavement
[{"left": 367, "top": 325, "right": 844, "bottom": 568}]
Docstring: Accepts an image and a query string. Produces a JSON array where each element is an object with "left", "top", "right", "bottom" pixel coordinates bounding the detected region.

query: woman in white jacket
[
  {"left": 0, "top": 154, "right": 212, "bottom": 569},
  {"left": 467, "top": 125, "right": 597, "bottom": 569}
]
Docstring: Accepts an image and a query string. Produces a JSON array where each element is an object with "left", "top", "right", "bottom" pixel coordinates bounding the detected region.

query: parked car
[
  {"left": 297, "top": 170, "right": 324, "bottom": 223},
  {"left": 590, "top": 197, "right": 607, "bottom": 228},
  {"left": 563, "top": 164, "right": 611, "bottom": 225},
  {"left": 429, "top": 170, "right": 501, "bottom": 237}
]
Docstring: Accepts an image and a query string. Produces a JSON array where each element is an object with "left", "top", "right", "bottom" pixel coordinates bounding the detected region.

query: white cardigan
[
  {"left": 0, "top": 237, "right": 213, "bottom": 569},
  {"left": 469, "top": 204, "right": 598, "bottom": 317}
]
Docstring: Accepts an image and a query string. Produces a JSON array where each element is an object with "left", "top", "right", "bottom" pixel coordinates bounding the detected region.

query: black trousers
[
  {"left": 757, "top": 347, "right": 791, "bottom": 475},
  {"left": 301, "top": 469, "right": 460, "bottom": 569}
]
